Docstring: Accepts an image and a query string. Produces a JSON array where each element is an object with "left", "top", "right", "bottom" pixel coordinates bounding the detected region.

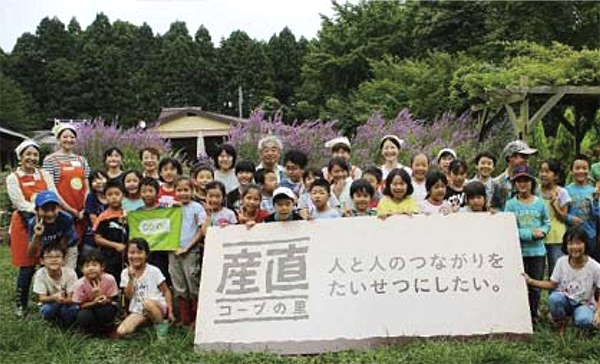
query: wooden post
[{"left": 519, "top": 76, "right": 529, "bottom": 139}]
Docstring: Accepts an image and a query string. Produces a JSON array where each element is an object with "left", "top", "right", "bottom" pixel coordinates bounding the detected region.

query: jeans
[
  {"left": 77, "top": 304, "right": 117, "bottom": 334},
  {"left": 40, "top": 303, "right": 79, "bottom": 327},
  {"left": 523, "top": 256, "right": 545, "bottom": 321},
  {"left": 548, "top": 292, "right": 595, "bottom": 328},
  {"left": 545, "top": 245, "right": 563, "bottom": 279},
  {"left": 16, "top": 266, "right": 36, "bottom": 307}
]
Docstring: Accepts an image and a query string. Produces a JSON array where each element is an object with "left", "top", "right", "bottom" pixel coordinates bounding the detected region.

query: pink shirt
[{"left": 72, "top": 273, "right": 119, "bottom": 303}]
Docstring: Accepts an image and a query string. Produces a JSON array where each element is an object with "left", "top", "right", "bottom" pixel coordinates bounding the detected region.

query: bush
[
  {"left": 229, "top": 109, "right": 513, "bottom": 175},
  {"left": 352, "top": 109, "right": 512, "bottom": 173},
  {"left": 72, "top": 119, "right": 171, "bottom": 170},
  {"left": 228, "top": 110, "right": 341, "bottom": 168}
]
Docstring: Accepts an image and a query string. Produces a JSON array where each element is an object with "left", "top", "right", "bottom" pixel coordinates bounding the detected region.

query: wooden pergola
[{"left": 472, "top": 76, "right": 600, "bottom": 154}]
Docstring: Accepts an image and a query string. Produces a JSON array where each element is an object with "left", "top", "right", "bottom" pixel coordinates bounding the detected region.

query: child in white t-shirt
[
  {"left": 524, "top": 226, "right": 600, "bottom": 331},
  {"left": 116, "top": 238, "right": 175, "bottom": 340}
]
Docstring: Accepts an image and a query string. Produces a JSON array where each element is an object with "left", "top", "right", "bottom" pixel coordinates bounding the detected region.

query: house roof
[
  {"left": 157, "top": 107, "right": 247, "bottom": 126},
  {"left": 0, "top": 126, "right": 29, "bottom": 141}
]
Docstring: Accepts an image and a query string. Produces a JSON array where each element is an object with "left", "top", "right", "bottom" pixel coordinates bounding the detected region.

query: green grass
[{"left": 1, "top": 244, "right": 599, "bottom": 364}]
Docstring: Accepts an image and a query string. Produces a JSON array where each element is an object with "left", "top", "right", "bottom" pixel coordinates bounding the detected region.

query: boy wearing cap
[
  {"left": 491, "top": 140, "right": 538, "bottom": 211},
  {"left": 322, "top": 137, "right": 362, "bottom": 181},
  {"left": 264, "top": 187, "right": 304, "bottom": 222},
  {"left": 28, "top": 190, "right": 78, "bottom": 270},
  {"left": 505, "top": 165, "right": 550, "bottom": 322}
]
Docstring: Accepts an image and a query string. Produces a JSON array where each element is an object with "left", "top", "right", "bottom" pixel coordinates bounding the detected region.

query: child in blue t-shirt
[
  {"left": 170, "top": 177, "right": 206, "bottom": 327},
  {"left": 566, "top": 154, "right": 599, "bottom": 261},
  {"left": 505, "top": 165, "right": 550, "bottom": 322},
  {"left": 28, "top": 190, "right": 78, "bottom": 269}
]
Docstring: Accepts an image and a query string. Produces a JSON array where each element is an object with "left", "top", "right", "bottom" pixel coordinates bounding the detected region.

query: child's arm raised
[
  {"left": 159, "top": 281, "right": 176, "bottom": 323},
  {"left": 28, "top": 214, "right": 44, "bottom": 257},
  {"left": 549, "top": 189, "right": 569, "bottom": 222},
  {"left": 522, "top": 272, "right": 557, "bottom": 290},
  {"left": 123, "top": 266, "right": 136, "bottom": 300}
]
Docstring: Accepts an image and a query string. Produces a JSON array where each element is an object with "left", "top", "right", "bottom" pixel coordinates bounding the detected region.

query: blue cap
[{"left": 35, "top": 190, "right": 60, "bottom": 207}]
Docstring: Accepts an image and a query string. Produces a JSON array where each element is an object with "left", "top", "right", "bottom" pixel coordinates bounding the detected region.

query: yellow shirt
[{"left": 377, "top": 196, "right": 418, "bottom": 216}]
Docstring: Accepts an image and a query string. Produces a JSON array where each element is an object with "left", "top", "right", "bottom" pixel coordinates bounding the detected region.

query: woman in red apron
[
  {"left": 6, "top": 140, "right": 56, "bottom": 317},
  {"left": 42, "top": 123, "right": 90, "bottom": 267}
]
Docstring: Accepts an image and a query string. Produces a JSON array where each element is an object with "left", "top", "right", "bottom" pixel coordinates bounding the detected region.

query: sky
[{"left": 0, "top": 0, "right": 346, "bottom": 52}]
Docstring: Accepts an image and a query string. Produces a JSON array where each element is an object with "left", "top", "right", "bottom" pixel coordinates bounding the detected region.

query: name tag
[{"left": 71, "top": 161, "right": 82, "bottom": 168}]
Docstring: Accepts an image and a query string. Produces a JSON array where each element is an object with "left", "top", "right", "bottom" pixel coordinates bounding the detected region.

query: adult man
[
  {"left": 490, "top": 140, "right": 538, "bottom": 211},
  {"left": 256, "top": 135, "right": 286, "bottom": 182}
]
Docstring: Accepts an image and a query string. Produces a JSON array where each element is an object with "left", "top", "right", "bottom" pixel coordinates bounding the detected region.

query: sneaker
[
  {"left": 154, "top": 321, "right": 169, "bottom": 341},
  {"left": 15, "top": 304, "right": 25, "bottom": 319}
]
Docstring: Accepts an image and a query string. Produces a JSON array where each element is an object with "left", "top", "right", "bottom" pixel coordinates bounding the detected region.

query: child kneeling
[
  {"left": 524, "top": 226, "right": 600, "bottom": 331},
  {"left": 73, "top": 249, "right": 118, "bottom": 335},
  {"left": 117, "top": 238, "right": 175, "bottom": 340}
]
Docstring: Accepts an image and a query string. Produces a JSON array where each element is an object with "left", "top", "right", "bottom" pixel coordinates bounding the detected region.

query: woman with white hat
[
  {"left": 379, "top": 135, "right": 412, "bottom": 180},
  {"left": 5, "top": 140, "right": 57, "bottom": 317},
  {"left": 322, "top": 137, "right": 362, "bottom": 181},
  {"left": 42, "top": 123, "right": 90, "bottom": 249}
]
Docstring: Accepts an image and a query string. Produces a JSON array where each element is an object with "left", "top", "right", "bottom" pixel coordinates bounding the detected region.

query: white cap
[
  {"left": 15, "top": 140, "right": 40, "bottom": 160},
  {"left": 272, "top": 186, "right": 296, "bottom": 201},
  {"left": 380, "top": 135, "right": 404, "bottom": 149},
  {"left": 53, "top": 123, "right": 77, "bottom": 138},
  {"left": 324, "top": 136, "right": 351, "bottom": 150},
  {"left": 437, "top": 148, "right": 457, "bottom": 162}
]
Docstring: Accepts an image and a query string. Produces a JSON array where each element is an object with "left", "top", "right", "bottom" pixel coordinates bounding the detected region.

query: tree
[
  {"left": 191, "top": 25, "right": 219, "bottom": 111},
  {"left": 267, "top": 27, "right": 306, "bottom": 110},
  {"left": 0, "top": 72, "right": 35, "bottom": 131},
  {"left": 217, "top": 31, "right": 274, "bottom": 117}
]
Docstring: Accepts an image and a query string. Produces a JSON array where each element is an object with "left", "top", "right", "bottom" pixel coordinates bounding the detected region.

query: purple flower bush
[
  {"left": 73, "top": 119, "right": 171, "bottom": 170},
  {"left": 230, "top": 109, "right": 512, "bottom": 173},
  {"left": 353, "top": 109, "right": 511, "bottom": 169},
  {"left": 229, "top": 110, "right": 341, "bottom": 168}
]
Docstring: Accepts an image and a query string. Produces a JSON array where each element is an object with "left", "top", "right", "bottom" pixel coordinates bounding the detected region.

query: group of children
[{"left": 15, "top": 136, "right": 600, "bottom": 339}]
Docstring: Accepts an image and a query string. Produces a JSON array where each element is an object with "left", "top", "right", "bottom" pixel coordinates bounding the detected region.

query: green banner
[{"left": 127, "top": 207, "right": 182, "bottom": 251}]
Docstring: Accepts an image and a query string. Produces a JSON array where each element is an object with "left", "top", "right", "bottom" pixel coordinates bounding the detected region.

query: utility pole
[{"left": 238, "top": 86, "right": 243, "bottom": 118}]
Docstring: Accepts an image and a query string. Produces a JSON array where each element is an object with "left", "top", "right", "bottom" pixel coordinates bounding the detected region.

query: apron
[
  {"left": 54, "top": 155, "right": 88, "bottom": 243},
  {"left": 10, "top": 170, "right": 47, "bottom": 267}
]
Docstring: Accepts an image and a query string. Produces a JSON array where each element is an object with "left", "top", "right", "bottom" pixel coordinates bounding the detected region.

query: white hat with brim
[
  {"left": 53, "top": 123, "right": 77, "bottom": 138},
  {"left": 437, "top": 148, "right": 457, "bottom": 162},
  {"left": 15, "top": 140, "right": 40, "bottom": 160},
  {"left": 272, "top": 186, "right": 296, "bottom": 201},
  {"left": 324, "top": 137, "right": 351, "bottom": 150}
]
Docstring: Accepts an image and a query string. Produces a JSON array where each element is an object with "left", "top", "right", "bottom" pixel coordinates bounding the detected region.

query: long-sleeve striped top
[{"left": 42, "top": 153, "right": 90, "bottom": 186}]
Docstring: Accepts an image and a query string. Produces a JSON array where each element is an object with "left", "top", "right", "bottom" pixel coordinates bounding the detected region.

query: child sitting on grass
[
  {"left": 524, "top": 225, "right": 600, "bottom": 331},
  {"left": 117, "top": 238, "right": 175, "bottom": 340},
  {"left": 73, "top": 249, "right": 118, "bottom": 336},
  {"left": 33, "top": 243, "right": 79, "bottom": 327}
]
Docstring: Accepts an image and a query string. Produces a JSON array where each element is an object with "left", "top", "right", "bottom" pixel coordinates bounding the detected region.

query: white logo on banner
[{"left": 139, "top": 219, "right": 170, "bottom": 235}]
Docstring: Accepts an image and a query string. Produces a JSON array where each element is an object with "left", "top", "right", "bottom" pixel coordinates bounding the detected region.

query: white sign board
[{"left": 195, "top": 213, "right": 532, "bottom": 354}]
